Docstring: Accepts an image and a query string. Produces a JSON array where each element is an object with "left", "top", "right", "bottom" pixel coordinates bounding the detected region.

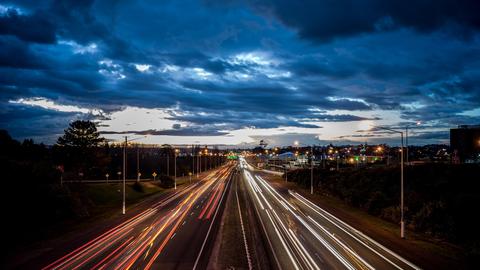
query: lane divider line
[{"left": 236, "top": 186, "right": 253, "bottom": 270}]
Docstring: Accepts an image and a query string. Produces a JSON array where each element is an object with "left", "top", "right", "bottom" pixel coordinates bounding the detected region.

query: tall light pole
[
  {"left": 209, "top": 152, "right": 212, "bottom": 169},
  {"left": 405, "top": 121, "right": 421, "bottom": 164},
  {"left": 123, "top": 137, "right": 126, "bottom": 215},
  {"left": 198, "top": 151, "right": 201, "bottom": 176},
  {"left": 192, "top": 145, "right": 195, "bottom": 178},
  {"left": 136, "top": 145, "right": 140, "bottom": 182},
  {"left": 122, "top": 136, "right": 145, "bottom": 215},
  {"left": 294, "top": 141, "right": 314, "bottom": 195},
  {"left": 204, "top": 149, "right": 208, "bottom": 171},
  {"left": 375, "top": 126, "right": 405, "bottom": 239},
  {"left": 174, "top": 148, "right": 179, "bottom": 190},
  {"left": 335, "top": 150, "right": 339, "bottom": 171}
]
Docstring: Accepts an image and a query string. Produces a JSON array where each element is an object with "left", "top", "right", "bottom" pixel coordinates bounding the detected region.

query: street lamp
[
  {"left": 210, "top": 152, "right": 213, "bottom": 169},
  {"left": 405, "top": 121, "right": 421, "bottom": 164},
  {"left": 136, "top": 144, "right": 141, "bottom": 182},
  {"left": 374, "top": 126, "right": 406, "bottom": 239},
  {"left": 204, "top": 149, "right": 208, "bottom": 171},
  {"left": 294, "top": 141, "right": 314, "bottom": 195},
  {"left": 198, "top": 151, "right": 202, "bottom": 176},
  {"left": 174, "top": 148, "right": 179, "bottom": 190},
  {"left": 122, "top": 135, "right": 146, "bottom": 215},
  {"left": 192, "top": 146, "right": 195, "bottom": 178}
]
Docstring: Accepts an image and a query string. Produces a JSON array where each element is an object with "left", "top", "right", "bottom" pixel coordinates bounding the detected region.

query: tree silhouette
[{"left": 57, "top": 120, "right": 104, "bottom": 148}]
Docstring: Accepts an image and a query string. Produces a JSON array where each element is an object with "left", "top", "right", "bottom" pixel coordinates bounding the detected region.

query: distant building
[{"left": 450, "top": 125, "right": 480, "bottom": 163}]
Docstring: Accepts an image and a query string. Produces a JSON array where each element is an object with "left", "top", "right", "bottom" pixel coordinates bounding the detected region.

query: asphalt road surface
[
  {"left": 238, "top": 157, "right": 422, "bottom": 270},
  {"left": 41, "top": 163, "right": 234, "bottom": 270}
]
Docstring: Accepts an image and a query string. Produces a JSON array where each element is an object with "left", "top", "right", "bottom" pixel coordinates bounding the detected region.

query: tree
[{"left": 57, "top": 120, "right": 104, "bottom": 148}]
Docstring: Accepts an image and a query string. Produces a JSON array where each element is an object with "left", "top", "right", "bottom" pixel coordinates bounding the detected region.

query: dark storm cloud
[
  {"left": 248, "top": 0, "right": 480, "bottom": 42},
  {"left": 178, "top": 81, "right": 371, "bottom": 116},
  {"left": 165, "top": 110, "right": 321, "bottom": 129},
  {"left": 101, "top": 127, "right": 229, "bottom": 137},
  {"left": 0, "top": 7, "right": 56, "bottom": 43},
  {"left": 1, "top": 0, "right": 480, "bottom": 144},
  {"left": 305, "top": 114, "right": 380, "bottom": 122},
  {"left": 409, "top": 131, "right": 450, "bottom": 140},
  {"left": 0, "top": 37, "right": 45, "bottom": 68},
  {"left": 0, "top": 101, "right": 81, "bottom": 141}
]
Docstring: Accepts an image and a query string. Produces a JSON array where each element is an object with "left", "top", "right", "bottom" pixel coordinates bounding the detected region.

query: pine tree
[{"left": 57, "top": 120, "right": 104, "bottom": 148}]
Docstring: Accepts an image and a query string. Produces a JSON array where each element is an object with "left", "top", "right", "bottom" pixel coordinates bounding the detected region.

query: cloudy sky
[{"left": 1, "top": 0, "right": 480, "bottom": 146}]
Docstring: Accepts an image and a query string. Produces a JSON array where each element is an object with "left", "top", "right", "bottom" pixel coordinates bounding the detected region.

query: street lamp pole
[
  {"left": 122, "top": 135, "right": 145, "bottom": 215},
  {"left": 310, "top": 145, "right": 313, "bottom": 195},
  {"left": 294, "top": 141, "right": 314, "bottom": 195},
  {"left": 198, "top": 152, "right": 201, "bottom": 176},
  {"left": 174, "top": 148, "right": 179, "bottom": 190},
  {"left": 375, "top": 126, "right": 405, "bottom": 239},
  {"left": 401, "top": 132, "right": 404, "bottom": 239},
  {"left": 191, "top": 145, "right": 195, "bottom": 178},
  {"left": 136, "top": 145, "right": 140, "bottom": 182},
  {"left": 204, "top": 150, "right": 207, "bottom": 171},
  {"left": 123, "top": 136, "right": 126, "bottom": 215}
]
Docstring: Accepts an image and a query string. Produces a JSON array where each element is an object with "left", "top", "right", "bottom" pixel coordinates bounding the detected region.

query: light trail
[
  {"left": 251, "top": 171, "right": 357, "bottom": 269},
  {"left": 192, "top": 171, "right": 233, "bottom": 270},
  {"left": 290, "top": 191, "right": 421, "bottom": 270},
  {"left": 240, "top": 157, "right": 421, "bottom": 270},
  {"left": 43, "top": 164, "right": 234, "bottom": 270}
]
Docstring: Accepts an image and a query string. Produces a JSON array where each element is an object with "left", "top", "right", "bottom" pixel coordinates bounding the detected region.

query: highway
[
  {"left": 239, "top": 157, "right": 422, "bottom": 270},
  {"left": 41, "top": 163, "right": 234, "bottom": 270}
]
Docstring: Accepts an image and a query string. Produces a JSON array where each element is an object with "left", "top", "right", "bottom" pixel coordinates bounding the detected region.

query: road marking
[
  {"left": 170, "top": 233, "right": 176, "bottom": 240},
  {"left": 308, "top": 216, "right": 375, "bottom": 270},
  {"left": 242, "top": 170, "right": 283, "bottom": 270},
  {"left": 192, "top": 171, "right": 232, "bottom": 270},
  {"left": 298, "top": 233, "right": 306, "bottom": 242},
  {"left": 291, "top": 191, "right": 421, "bottom": 270},
  {"left": 236, "top": 188, "right": 253, "bottom": 270},
  {"left": 314, "top": 253, "right": 324, "bottom": 263},
  {"left": 265, "top": 210, "right": 300, "bottom": 270}
]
